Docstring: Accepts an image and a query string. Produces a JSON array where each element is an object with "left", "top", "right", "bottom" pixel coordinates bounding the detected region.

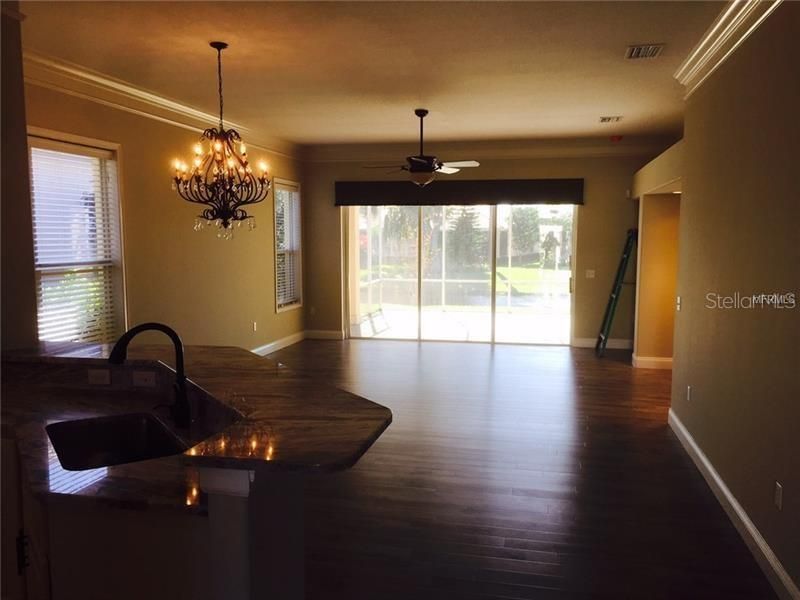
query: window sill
[{"left": 276, "top": 302, "right": 303, "bottom": 314}]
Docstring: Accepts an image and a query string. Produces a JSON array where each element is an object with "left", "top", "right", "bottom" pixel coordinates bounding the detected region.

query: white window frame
[
  {"left": 273, "top": 178, "right": 303, "bottom": 313},
  {"left": 27, "top": 128, "right": 127, "bottom": 343}
]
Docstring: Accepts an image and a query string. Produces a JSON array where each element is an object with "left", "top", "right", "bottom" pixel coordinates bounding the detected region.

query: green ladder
[{"left": 595, "top": 228, "right": 637, "bottom": 357}]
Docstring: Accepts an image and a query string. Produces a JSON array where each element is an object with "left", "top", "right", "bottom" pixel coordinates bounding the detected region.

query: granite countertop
[{"left": 1, "top": 344, "right": 392, "bottom": 511}]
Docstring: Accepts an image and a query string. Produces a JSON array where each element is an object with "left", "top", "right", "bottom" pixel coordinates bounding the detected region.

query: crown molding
[
  {"left": 675, "top": 0, "right": 783, "bottom": 99},
  {"left": 22, "top": 50, "right": 298, "bottom": 159},
  {"left": 300, "top": 135, "right": 675, "bottom": 164}
]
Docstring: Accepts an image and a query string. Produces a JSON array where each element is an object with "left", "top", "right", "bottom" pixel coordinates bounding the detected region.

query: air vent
[
  {"left": 625, "top": 44, "right": 665, "bottom": 59},
  {"left": 599, "top": 116, "right": 623, "bottom": 123}
]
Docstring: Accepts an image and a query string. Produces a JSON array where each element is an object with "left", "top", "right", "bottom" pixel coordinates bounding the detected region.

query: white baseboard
[
  {"left": 571, "top": 337, "right": 633, "bottom": 350},
  {"left": 251, "top": 330, "right": 346, "bottom": 356},
  {"left": 632, "top": 354, "right": 673, "bottom": 369},
  {"left": 304, "top": 329, "right": 345, "bottom": 340},
  {"left": 251, "top": 331, "right": 305, "bottom": 356},
  {"left": 668, "top": 409, "right": 799, "bottom": 600}
]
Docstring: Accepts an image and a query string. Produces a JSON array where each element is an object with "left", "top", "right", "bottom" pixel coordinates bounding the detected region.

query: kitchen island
[{"left": 1, "top": 344, "right": 392, "bottom": 600}]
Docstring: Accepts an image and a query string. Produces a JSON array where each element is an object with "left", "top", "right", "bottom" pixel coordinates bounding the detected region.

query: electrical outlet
[
  {"left": 87, "top": 368, "right": 111, "bottom": 385},
  {"left": 774, "top": 481, "right": 783, "bottom": 511},
  {"left": 676, "top": 295, "right": 682, "bottom": 311},
  {"left": 252, "top": 321, "right": 258, "bottom": 332},
  {"left": 310, "top": 306, "right": 316, "bottom": 316},
  {"left": 585, "top": 269, "right": 595, "bottom": 279},
  {"left": 132, "top": 370, "right": 157, "bottom": 388},
  {"left": 687, "top": 385, "right": 692, "bottom": 402}
]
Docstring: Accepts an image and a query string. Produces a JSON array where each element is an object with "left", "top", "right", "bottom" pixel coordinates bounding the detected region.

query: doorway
[
  {"left": 632, "top": 191, "right": 681, "bottom": 368},
  {"left": 347, "top": 204, "right": 575, "bottom": 344}
]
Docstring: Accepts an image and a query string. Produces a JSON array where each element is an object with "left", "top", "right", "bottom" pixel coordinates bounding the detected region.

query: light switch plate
[
  {"left": 774, "top": 481, "right": 783, "bottom": 511},
  {"left": 585, "top": 269, "right": 596, "bottom": 279},
  {"left": 132, "top": 370, "right": 157, "bottom": 388}
]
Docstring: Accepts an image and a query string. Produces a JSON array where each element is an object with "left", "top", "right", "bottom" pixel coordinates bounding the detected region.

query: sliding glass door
[
  {"left": 421, "top": 206, "right": 493, "bottom": 341},
  {"left": 494, "top": 204, "right": 573, "bottom": 344},
  {"left": 350, "top": 205, "right": 418, "bottom": 339},
  {"left": 348, "top": 204, "right": 574, "bottom": 344}
]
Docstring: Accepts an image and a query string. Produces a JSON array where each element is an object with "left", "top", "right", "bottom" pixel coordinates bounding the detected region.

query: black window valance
[{"left": 334, "top": 178, "right": 584, "bottom": 206}]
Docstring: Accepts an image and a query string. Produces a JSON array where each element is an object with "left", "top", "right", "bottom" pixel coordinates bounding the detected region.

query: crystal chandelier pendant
[{"left": 172, "top": 42, "right": 270, "bottom": 238}]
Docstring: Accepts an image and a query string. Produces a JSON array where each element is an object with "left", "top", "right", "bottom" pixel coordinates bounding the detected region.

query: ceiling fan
[{"left": 365, "top": 109, "right": 480, "bottom": 187}]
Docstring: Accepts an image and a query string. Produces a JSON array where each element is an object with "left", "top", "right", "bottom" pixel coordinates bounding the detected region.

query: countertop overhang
[{"left": 1, "top": 344, "right": 392, "bottom": 511}]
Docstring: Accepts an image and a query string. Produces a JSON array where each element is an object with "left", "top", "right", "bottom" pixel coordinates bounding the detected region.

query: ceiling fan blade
[
  {"left": 407, "top": 155, "right": 428, "bottom": 164},
  {"left": 441, "top": 160, "right": 480, "bottom": 168},
  {"left": 437, "top": 166, "right": 460, "bottom": 175}
]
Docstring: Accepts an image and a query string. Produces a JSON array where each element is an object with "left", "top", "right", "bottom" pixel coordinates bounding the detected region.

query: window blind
[
  {"left": 274, "top": 181, "right": 302, "bottom": 310},
  {"left": 29, "top": 140, "right": 123, "bottom": 343}
]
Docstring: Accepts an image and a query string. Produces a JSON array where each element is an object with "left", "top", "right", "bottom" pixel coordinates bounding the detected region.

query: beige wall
[
  {"left": 303, "top": 149, "right": 661, "bottom": 342},
  {"left": 632, "top": 140, "right": 683, "bottom": 198},
  {"left": 22, "top": 84, "right": 304, "bottom": 349},
  {"left": 634, "top": 193, "right": 679, "bottom": 360},
  {"left": 673, "top": 3, "right": 799, "bottom": 589},
  {"left": 1, "top": 3, "right": 38, "bottom": 350}
]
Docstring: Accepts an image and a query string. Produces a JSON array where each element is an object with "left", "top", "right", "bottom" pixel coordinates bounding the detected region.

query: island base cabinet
[
  {"left": 199, "top": 467, "right": 306, "bottom": 600},
  {"left": 31, "top": 469, "right": 307, "bottom": 600},
  {"left": 250, "top": 471, "right": 305, "bottom": 600},
  {"left": 2, "top": 436, "right": 28, "bottom": 600},
  {"left": 47, "top": 500, "right": 214, "bottom": 600},
  {"left": 3, "top": 435, "right": 51, "bottom": 600}
]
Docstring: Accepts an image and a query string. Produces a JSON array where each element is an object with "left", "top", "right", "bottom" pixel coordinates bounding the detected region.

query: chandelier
[{"left": 172, "top": 41, "right": 270, "bottom": 239}]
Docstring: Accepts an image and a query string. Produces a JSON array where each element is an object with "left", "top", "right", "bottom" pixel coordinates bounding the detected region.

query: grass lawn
[
  {"left": 496, "top": 266, "right": 570, "bottom": 293},
  {"left": 359, "top": 266, "right": 571, "bottom": 295}
]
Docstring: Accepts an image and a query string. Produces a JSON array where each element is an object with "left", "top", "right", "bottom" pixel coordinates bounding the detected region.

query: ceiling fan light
[{"left": 409, "top": 171, "right": 435, "bottom": 187}]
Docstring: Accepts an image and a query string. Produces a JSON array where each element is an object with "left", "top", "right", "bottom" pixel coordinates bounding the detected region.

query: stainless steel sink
[{"left": 46, "top": 413, "right": 188, "bottom": 471}]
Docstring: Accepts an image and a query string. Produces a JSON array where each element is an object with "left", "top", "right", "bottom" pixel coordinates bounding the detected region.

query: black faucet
[{"left": 108, "top": 322, "right": 191, "bottom": 428}]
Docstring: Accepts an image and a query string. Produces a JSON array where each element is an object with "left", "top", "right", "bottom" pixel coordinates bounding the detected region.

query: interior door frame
[{"left": 569, "top": 203, "right": 578, "bottom": 346}]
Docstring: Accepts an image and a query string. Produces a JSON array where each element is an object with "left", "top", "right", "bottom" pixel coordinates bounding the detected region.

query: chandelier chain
[{"left": 217, "top": 46, "right": 224, "bottom": 130}]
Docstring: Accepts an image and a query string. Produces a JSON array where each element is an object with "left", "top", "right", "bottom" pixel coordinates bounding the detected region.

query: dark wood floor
[{"left": 268, "top": 340, "right": 775, "bottom": 600}]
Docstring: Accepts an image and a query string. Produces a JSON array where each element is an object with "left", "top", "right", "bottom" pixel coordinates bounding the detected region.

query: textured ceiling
[{"left": 20, "top": 1, "right": 719, "bottom": 145}]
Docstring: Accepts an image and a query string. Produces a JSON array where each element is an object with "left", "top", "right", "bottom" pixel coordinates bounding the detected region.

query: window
[
  {"left": 28, "top": 136, "right": 125, "bottom": 343},
  {"left": 274, "top": 179, "right": 302, "bottom": 311}
]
